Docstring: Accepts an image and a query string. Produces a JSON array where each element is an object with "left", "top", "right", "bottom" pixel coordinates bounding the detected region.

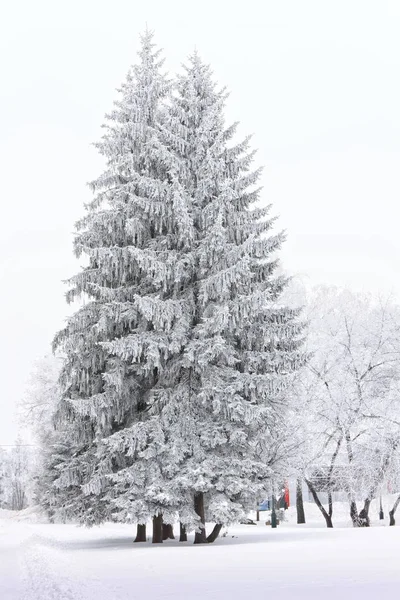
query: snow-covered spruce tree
[
  {"left": 52, "top": 31, "right": 192, "bottom": 541},
  {"left": 122, "top": 53, "right": 305, "bottom": 543},
  {"left": 52, "top": 40, "right": 304, "bottom": 544}
]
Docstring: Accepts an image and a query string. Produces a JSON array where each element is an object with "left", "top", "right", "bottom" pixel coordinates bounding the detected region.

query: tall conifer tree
[
  {"left": 50, "top": 38, "right": 304, "bottom": 545},
  {"left": 159, "top": 54, "right": 305, "bottom": 541},
  {"left": 53, "top": 31, "right": 191, "bottom": 540}
]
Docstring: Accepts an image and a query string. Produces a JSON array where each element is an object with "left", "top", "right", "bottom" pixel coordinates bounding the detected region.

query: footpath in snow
[{"left": 1, "top": 503, "right": 400, "bottom": 600}]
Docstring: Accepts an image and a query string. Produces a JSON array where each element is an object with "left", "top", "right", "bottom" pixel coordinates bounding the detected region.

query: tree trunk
[
  {"left": 357, "top": 498, "right": 371, "bottom": 527},
  {"left": 11, "top": 482, "right": 26, "bottom": 511},
  {"left": 379, "top": 497, "right": 384, "bottom": 520},
  {"left": 162, "top": 523, "right": 175, "bottom": 540},
  {"left": 359, "top": 444, "right": 399, "bottom": 526},
  {"left": 179, "top": 523, "right": 187, "bottom": 542},
  {"left": 305, "top": 478, "right": 333, "bottom": 528},
  {"left": 152, "top": 514, "right": 163, "bottom": 543},
  {"left": 327, "top": 436, "right": 342, "bottom": 515},
  {"left": 207, "top": 524, "right": 222, "bottom": 543},
  {"left": 296, "top": 479, "right": 306, "bottom": 524},
  {"left": 193, "top": 492, "right": 207, "bottom": 544},
  {"left": 389, "top": 493, "right": 400, "bottom": 526},
  {"left": 349, "top": 498, "right": 359, "bottom": 526},
  {"left": 344, "top": 429, "right": 360, "bottom": 527},
  {"left": 328, "top": 491, "right": 333, "bottom": 519},
  {"left": 134, "top": 524, "right": 146, "bottom": 542}
]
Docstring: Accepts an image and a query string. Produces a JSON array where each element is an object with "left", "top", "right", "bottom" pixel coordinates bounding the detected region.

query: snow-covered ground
[{"left": 1, "top": 502, "right": 400, "bottom": 600}]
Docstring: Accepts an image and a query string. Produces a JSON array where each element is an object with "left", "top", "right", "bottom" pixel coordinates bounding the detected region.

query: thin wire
[{"left": 0, "top": 444, "right": 39, "bottom": 447}]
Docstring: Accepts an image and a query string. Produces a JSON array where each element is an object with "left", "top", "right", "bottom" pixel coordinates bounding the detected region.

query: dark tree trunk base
[
  {"left": 194, "top": 492, "right": 207, "bottom": 544},
  {"left": 389, "top": 494, "right": 400, "bottom": 526},
  {"left": 357, "top": 508, "right": 370, "bottom": 527},
  {"left": 379, "top": 497, "right": 384, "bottom": 520},
  {"left": 152, "top": 514, "right": 163, "bottom": 544},
  {"left": 179, "top": 523, "right": 187, "bottom": 542},
  {"left": 350, "top": 500, "right": 359, "bottom": 527},
  {"left": 356, "top": 499, "right": 371, "bottom": 527},
  {"left": 207, "top": 524, "right": 222, "bottom": 543},
  {"left": 296, "top": 478, "right": 306, "bottom": 524},
  {"left": 162, "top": 523, "right": 175, "bottom": 540},
  {"left": 134, "top": 524, "right": 146, "bottom": 542}
]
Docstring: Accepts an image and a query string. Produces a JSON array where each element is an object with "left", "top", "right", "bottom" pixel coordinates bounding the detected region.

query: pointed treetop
[
  {"left": 140, "top": 25, "right": 154, "bottom": 47},
  {"left": 136, "top": 27, "right": 164, "bottom": 69}
]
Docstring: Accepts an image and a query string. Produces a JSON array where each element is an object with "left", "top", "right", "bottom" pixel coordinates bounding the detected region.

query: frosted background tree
[
  {"left": 19, "top": 355, "right": 67, "bottom": 520},
  {"left": 20, "top": 355, "right": 61, "bottom": 432},
  {"left": 294, "top": 286, "right": 400, "bottom": 527},
  {"left": 1, "top": 439, "right": 32, "bottom": 511},
  {"left": 0, "top": 448, "right": 6, "bottom": 508}
]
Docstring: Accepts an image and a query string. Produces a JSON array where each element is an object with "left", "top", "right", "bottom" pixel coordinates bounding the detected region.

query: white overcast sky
[{"left": 1, "top": 0, "right": 400, "bottom": 445}]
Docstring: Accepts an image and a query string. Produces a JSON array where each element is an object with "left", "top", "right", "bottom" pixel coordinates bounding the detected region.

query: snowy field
[{"left": 1, "top": 502, "right": 400, "bottom": 600}]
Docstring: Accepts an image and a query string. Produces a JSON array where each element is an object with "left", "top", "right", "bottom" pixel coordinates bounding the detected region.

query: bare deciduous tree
[{"left": 292, "top": 286, "right": 400, "bottom": 527}]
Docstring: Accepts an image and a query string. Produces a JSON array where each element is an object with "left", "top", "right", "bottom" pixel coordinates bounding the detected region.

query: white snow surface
[{"left": 1, "top": 503, "right": 399, "bottom": 599}]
